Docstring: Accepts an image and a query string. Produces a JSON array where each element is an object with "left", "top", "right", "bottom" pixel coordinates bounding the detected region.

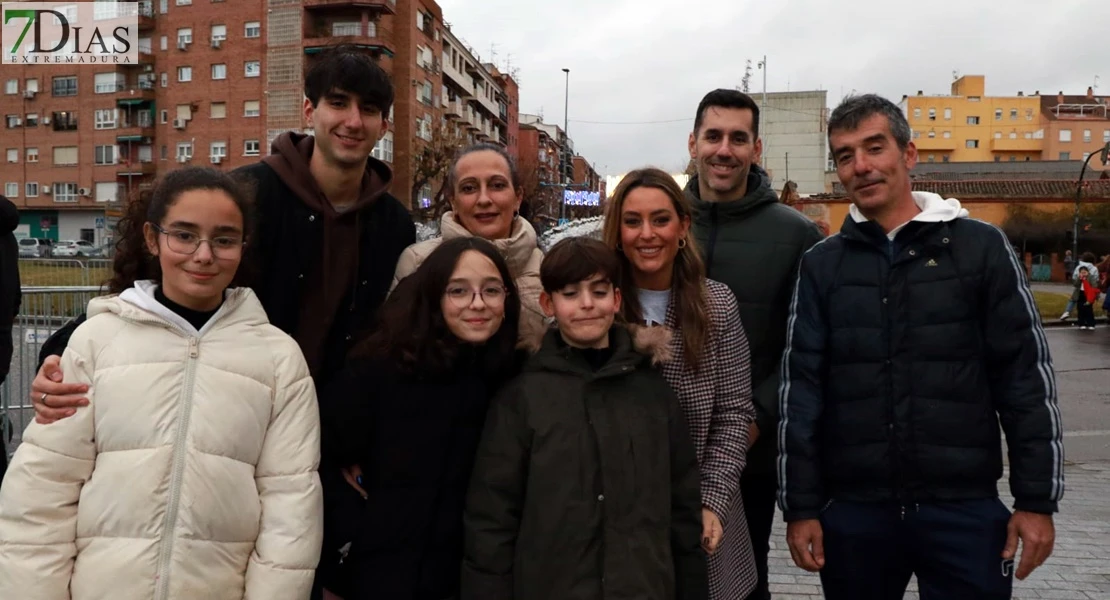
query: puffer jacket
[
  {"left": 778, "top": 193, "right": 1064, "bottom": 520},
  {"left": 461, "top": 326, "right": 708, "bottom": 600},
  {"left": 685, "top": 168, "right": 824, "bottom": 474},
  {"left": 0, "top": 281, "right": 323, "bottom": 600},
  {"left": 391, "top": 212, "right": 547, "bottom": 343}
]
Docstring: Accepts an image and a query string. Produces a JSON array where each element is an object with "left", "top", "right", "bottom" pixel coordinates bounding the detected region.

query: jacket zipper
[
  {"left": 884, "top": 240, "right": 905, "bottom": 509},
  {"left": 704, "top": 204, "right": 719, "bottom": 278},
  {"left": 154, "top": 335, "right": 201, "bottom": 600}
]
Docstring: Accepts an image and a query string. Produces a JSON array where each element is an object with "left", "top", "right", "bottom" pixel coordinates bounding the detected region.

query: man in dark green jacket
[{"left": 684, "top": 89, "right": 824, "bottom": 600}]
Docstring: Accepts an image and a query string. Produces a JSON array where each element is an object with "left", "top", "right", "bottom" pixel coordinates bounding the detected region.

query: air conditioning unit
[
  {"left": 210, "top": 155, "right": 222, "bottom": 164},
  {"left": 177, "top": 40, "right": 189, "bottom": 50},
  {"left": 78, "top": 187, "right": 91, "bottom": 197},
  {"left": 211, "top": 38, "right": 222, "bottom": 49},
  {"left": 22, "top": 89, "right": 36, "bottom": 99},
  {"left": 43, "top": 186, "right": 52, "bottom": 194},
  {"left": 172, "top": 118, "right": 186, "bottom": 129},
  {"left": 177, "top": 155, "right": 189, "bottom": 163},
  {"left": 41, "top": 116, "right": 50, "bottom": 125}
]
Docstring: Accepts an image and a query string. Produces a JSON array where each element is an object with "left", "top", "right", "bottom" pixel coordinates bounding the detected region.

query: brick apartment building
[{"left": 1, "top": 0, "right": 532, "bottom": 243}]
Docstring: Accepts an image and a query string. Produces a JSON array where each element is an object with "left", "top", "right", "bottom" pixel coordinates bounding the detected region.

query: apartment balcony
[
  {"left": 116, "top": 123, "right": 156, "bottom": 144},
  {"left": 914, "top": 136, "right": 959, "bottom": 151},
  {"left": 304, "top": 23, "right": 394, "bottom": 57},
  {"left": 114, "top": 82, "right": 156, "bottom": 105},
  {"left": 136, "top": 1, "right": 155, "bottom": 31},
  {"left": 116, "top": 161, "right": 157, "bottom": 178},
  {"left": 991, "top": 137, "right": 1041, "bottom": 152},
  {"left": 303, "top": 0, "right": 396, "bottom": 14},
  {"left": 443, "top": 96, "right": 463, "bottom": 118}
]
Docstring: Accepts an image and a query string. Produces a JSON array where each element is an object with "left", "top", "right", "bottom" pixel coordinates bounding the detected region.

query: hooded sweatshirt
[
  {"left": 263, "top": 132, "right": 392, "bottom": 375},
  {"left": 850, "top": 191, "right": 970, "bottom": 239}
]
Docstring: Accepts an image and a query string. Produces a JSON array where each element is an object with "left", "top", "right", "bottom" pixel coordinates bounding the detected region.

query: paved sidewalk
[{"left": 766, "top": 462, "right": 1110, "bottom": 599}]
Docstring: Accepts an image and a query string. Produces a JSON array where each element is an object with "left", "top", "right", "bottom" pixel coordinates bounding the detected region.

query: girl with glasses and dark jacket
[{"left": 317, "top": 237, "right": 524, "bottom": 600}]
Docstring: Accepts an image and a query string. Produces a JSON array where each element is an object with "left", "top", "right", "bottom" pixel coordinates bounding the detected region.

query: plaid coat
[{"left": 658, "top": 279, "right": 758, "bottom": 599}]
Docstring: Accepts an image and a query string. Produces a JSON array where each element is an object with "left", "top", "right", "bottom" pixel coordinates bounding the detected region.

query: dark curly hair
[
  {"left": 355, "top": 237, "right": 521, "bottom": 378},
  {"left": 107, "top": 167, "right": 256, "bottom": 294}
]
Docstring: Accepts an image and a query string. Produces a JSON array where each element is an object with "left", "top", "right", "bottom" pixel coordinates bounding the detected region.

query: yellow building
[{"left": 900, "top": 76, "right": 1044, "bottom": 164}]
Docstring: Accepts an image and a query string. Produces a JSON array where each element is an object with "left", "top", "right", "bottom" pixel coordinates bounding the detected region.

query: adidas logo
[{"left": 925, "top": 259, "right": 938, "bottom": 267}]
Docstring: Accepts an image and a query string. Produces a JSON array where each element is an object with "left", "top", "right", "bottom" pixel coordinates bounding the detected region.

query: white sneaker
[{"left": 1059, "top": 312, "right": 1070, "bottom": 320}]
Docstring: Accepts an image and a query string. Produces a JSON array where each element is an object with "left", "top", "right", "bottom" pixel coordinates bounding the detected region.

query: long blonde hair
[{"left": 602, "top": 167, "right": 710, "bottom": 369}]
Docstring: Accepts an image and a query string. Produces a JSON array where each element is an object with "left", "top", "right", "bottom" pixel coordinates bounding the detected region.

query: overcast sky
[{"left": 438, "top": 0, "right": 1109, "bottom": 177}]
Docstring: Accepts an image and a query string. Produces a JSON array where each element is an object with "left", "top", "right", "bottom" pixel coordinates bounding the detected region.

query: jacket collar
[
  {"left": 685, "top": 165, "right": 779, "bottom": 220},
  {"left": 525, "top": 323, "right": 673, "bottom": 378},
  {"left": 90, "top": 280, "right": 266, "bottom": 336},
  {"left": 438, "top": 211, "right": 540, "bottom": 275}
]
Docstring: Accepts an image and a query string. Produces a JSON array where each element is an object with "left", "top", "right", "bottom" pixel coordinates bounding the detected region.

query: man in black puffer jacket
[{"left": 779, "top": 94, "right": 1062, "bottom": 600}]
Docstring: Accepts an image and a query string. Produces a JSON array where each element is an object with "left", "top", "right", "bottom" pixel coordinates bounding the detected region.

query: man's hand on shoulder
[{"left": 31, "top": 354, "right": 88, "bottom": 423}]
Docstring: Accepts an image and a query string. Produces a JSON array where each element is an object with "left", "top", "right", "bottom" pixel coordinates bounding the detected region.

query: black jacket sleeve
[
  {"left": 460, "top": 381, "right": 531, "bottom": 600},
  {"left": 982, "top": 227, "right": 1064, "bottom": 514},
  {"left": 317, "top": 359, "right": 379, "bottom": 467},
  {"left": 777, "top": 247, "right": 829, "bottom": 522},
  {"left": 665, "top": 383, "right": 709, "bottom": 600},
  {"left": 36, "top": 314, "right": 85, "bottom": 370}
]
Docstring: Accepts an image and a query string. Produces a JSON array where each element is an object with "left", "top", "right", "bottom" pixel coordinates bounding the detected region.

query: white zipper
[{"left": 153, "top": 335, "right": 200, "bottom": 600}]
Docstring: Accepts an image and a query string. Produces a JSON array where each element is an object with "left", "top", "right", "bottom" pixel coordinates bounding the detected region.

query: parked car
[
  {"left": 54, "top": 239, "right": 102, "bottom": 258},
  {"left": 17, "top": 238, "right": 53, "bottom": 258}
]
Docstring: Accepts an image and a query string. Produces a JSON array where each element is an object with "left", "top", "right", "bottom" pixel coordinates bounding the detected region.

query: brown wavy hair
[
  {"left": 602, "top": 167, "right": 710, "bottom": 369},
  {"left": 107, "top": 167, "right": 256, "bottom": 294},
  {"left": 354, "top": 237, "right": 522, "bottom": 379}
]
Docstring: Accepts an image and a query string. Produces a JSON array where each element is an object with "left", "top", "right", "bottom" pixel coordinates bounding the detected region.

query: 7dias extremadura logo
[{"left": 2, "top": 2, "right": 138, "bottom": 65}]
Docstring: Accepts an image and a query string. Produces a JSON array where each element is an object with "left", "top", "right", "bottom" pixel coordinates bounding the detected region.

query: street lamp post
[
  {"left": 1072, "top": 142, "right": 1110, "bottom": 258},
  {"left": 560, "top": 67, "right": 570, "bottom": 222},
  {"left": 757, "top": 55, "right": 767, "bottom": 167}
]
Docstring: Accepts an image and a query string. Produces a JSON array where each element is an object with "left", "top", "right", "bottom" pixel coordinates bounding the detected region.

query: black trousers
[
  {"left": 740, "top": 471, "right": 778, "bottom": 600},
  {"left": 818, "top": 498, "right": 1014, "bottom": 600}
]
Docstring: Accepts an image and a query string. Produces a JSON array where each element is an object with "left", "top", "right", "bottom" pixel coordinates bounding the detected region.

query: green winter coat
[
  {"left": 461, "top": 326, "right": 708, "bottom": 600},
  {"left": 685, "top": 168, "right": 824, "bottom": 475}
]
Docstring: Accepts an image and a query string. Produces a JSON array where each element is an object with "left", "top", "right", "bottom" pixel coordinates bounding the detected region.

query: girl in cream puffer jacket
[{"left": 0, "top": 167, "right": 322, "bottom": 600}]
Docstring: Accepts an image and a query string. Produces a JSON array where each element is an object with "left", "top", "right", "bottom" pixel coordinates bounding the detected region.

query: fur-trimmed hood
[{"left": 521, "top": 322, "right": 673, "bottom": 367}]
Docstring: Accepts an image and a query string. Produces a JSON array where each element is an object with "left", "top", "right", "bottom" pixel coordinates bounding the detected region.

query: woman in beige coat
[
  {"left": 0, "top": 167, "right": 323, "bottom": 600},
  {"left": 392, "top": 143, "right": 546, "bottom": 343}
]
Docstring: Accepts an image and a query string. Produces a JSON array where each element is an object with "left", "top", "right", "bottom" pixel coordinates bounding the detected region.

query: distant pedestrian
[
  {"left": 1060, "top": 252, "right": 1100, "bottom": 321},
  {"left": 1063, "top": 250, "right": 1074, "bottom": 282},
  {"left": 1075, "top": 266, "right": 1099, "bottom": 330}
]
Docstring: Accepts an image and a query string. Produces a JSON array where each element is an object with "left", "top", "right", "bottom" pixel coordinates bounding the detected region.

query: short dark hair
[
  {"left": 693, "top": 89, "right": 761, "bottom": 138},
  {"left": 445, "top": 143, "right": 522, "bottom": 199},
  {"left": 356, "top": 237, "right": 521, "bottom": 378},
  {"left": 827, "top": 94, "right": 912, "bottom": 150},
  {"left": 1081, "top": 251, "right": 1097, "bottom": 263},
  {"left": 540, "top": 237, "right": 621, "bottom": 293},
  {"left": 304, "top": 45, "right": 393, "bottom": 116}
]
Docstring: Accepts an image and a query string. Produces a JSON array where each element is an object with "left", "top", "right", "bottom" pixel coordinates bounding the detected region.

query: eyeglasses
[
  {"left": 444, "top": 284, "right": 509, "bottom": 308},
  {"left": 152, "top": 224, "right": 245, "bottom": 258}
]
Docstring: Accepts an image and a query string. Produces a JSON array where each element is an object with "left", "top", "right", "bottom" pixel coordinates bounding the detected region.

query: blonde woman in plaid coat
[{"left": 603, "top": 167, "right": 758, "bottom": 599}]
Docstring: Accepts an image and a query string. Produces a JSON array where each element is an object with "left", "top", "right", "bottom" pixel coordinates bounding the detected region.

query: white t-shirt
[{"left": 637, "top": 288, "right": 671, "bottom": 326}]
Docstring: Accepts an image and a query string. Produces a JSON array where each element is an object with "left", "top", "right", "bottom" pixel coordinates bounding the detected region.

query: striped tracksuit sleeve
[
  {"left": 776, "top": 248, "right": 829, "bottom": 522},
  {"left": 984, "top": 226, "right": 1065, "bottom": 513}
]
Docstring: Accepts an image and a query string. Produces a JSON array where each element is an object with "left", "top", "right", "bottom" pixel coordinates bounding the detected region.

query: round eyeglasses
[
  {"left": 444, "top": 284, "right": 509, "bottom": 308},
  {"left": 152, "top": 224, "right": 245, "bottom": 258}
]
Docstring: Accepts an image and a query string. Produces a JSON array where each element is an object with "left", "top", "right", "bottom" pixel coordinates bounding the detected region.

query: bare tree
[
  {"left": 411, "top": 123, "right": 467, "bottom": 214},
  {"left": 740, "top": 60, "right": 753, "bottom": 93}
]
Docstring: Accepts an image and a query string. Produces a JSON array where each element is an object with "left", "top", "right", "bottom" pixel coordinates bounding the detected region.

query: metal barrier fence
[
  {"left": 2, "top": 286, "right": 105, "bottom": 459},
  {"left": 16, "top": 258, "right": 113, "bottom": 287}
]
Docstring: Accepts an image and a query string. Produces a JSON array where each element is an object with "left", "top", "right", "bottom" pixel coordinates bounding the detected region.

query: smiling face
[
  {"left": 143, "top": 189, "right": 245, "bottom": 312},
  {"left": 618, "top": 185, "right": 691, "bottom": 291},
  {"left": 449, "top": 149, "right": 523, "bottom": 240},
  {"left": 540, "top": 273, "right": 621, "bottom": 350},
  {"left": 304, "top": 88, "right": 388, "bottom": 170},
  {"left": 689, "top": 106, "right": 763, "bottom": 201},
  {"left": 440, "top": 250, "right": 508, "bottom": 344},
  {"left": 830, "top": 112, "right": 917, "bottom": 219}
]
